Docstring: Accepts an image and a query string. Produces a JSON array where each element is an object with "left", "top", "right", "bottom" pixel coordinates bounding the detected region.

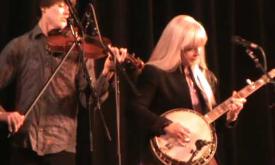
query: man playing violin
[{"left": 0, "top": 0, "right": 127, "bottom": 164}]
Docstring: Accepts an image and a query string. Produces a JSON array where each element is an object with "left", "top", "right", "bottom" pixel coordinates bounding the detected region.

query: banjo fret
[{"left": 206, "top": 70, "right": 275, "bottom": 124}]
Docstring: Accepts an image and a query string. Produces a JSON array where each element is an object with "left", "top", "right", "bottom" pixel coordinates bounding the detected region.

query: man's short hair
[
  {"left": 39, "top": 0, "right": 64, "bottom": 7},
  {"left": 39, "top": 0, "right": 76, "bottom": 8}
]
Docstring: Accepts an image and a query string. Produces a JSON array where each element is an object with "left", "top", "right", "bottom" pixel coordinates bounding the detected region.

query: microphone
[
  {"left": 269, "top": 103, "right": 275, "bottom": 110},
  {"left": 232, "top": 35, "right": 259, "bottom": 49}
]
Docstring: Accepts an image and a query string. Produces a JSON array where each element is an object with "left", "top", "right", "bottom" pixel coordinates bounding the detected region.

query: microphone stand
[
  {"left": 88, "top": 3, "right": 140, "bottom": 165},
  {"left": 64, "top": 0, "right": 112, "bottom": 156},
  {"left": 245, "top": 48, "right": 275, "bottom": 83},
  {"left": 88, "top": 3, "right": 140, "bottom": 96},
  {"left": 245, "top": 48, "right": 275, "bottom": 107},
  {"left": 245, "top": 48, "right": 267, "bottom": 73}
]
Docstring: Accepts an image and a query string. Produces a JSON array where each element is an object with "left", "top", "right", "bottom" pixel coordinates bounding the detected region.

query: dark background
[{"left": 1, "top": 0, "right": 275, "bottom": 165}]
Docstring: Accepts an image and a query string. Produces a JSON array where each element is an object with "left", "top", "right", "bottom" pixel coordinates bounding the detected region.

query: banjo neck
[{"left": 204, "top": 69, "right": 275, "bottom": 124}]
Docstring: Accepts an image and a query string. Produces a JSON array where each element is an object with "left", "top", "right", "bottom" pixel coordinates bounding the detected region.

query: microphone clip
[{"left": 232, "top": 35, "right": 260, "bottom": 49}]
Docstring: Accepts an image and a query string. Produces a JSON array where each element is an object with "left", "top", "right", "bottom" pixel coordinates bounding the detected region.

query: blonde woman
[{"left": 130, "top": 15, "right": 246, "bottom": 165}]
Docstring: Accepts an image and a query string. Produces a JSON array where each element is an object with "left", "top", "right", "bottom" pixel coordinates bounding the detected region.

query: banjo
[{"left": 150, "top": 69, "right": 275, "bottom": 165}]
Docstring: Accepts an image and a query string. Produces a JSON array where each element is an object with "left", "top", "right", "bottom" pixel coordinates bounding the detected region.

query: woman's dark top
[{"left": 129, "top": 64, "right": 219, "bottom": 164}]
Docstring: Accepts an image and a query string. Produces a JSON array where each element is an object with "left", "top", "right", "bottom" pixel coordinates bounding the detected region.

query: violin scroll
[{"left": 124, "top": 53, "right": 144, "bottom": 70}]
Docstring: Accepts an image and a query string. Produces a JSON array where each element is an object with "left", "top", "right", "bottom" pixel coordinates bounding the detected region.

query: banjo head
[{"left": 150, "top": 108, "right": 217, "bottom": 165}]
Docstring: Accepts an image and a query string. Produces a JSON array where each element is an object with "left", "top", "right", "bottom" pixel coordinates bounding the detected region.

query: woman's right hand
[{"left": 163, "top": 122, "right": 191, "bottom": 144}]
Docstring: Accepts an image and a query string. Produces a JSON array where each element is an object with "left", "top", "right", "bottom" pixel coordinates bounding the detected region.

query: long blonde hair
[
  {"left": 147, "top": 15, "right": 216, "bottom": 108},
  {"left": 147, "top": 15, "right": 208, "bottom": 71}
]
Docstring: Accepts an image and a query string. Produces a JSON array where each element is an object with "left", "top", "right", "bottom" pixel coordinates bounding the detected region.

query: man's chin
[
  {"left": 53, "top": 21, "right": 67, "bottom": 30},
  {"left": 59, "top": 22, "right": 67, "bottom": 29}
]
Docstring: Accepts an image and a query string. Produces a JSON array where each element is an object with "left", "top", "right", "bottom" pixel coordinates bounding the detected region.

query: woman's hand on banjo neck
[{"left": 226, "top": 91, "right": 247, "bottom": 122}]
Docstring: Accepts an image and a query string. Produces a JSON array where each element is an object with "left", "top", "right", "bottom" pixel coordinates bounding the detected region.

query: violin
[
  {"left": 47, "top": 28, "right": 110, "bottom": 59},
  {"left": 46, "top": 28, "right": 144, "bottom": 70}
]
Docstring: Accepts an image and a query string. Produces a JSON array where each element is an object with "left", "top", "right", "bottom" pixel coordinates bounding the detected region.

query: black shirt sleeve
[{"left": 129, "top": 65, "right": 172, "bottom": 136}]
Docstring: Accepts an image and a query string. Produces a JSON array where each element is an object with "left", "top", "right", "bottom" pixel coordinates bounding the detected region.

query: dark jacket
[{"left": 128, "top": 64, "right": 220, "bottom": 164}]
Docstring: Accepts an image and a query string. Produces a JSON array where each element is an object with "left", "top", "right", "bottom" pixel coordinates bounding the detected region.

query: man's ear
[{"left": 40, "top": 7, "right": 47, "bottom": 14}]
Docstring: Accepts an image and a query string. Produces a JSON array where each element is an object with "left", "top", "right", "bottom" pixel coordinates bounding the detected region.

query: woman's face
[
  {"left": 181, "top": 46, "right": 202, "bottom": 67},
  {"left": 42, "top": 2, "right": 70, "bottom": 30}
]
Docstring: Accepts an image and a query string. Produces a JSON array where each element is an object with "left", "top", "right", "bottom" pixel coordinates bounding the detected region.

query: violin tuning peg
[{"left": 246, "top": 79, "right": 254, "bottom": 85}]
